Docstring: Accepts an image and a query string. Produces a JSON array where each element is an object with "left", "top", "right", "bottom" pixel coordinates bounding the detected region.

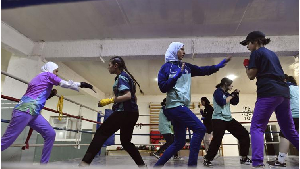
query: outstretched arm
[
  {"left": 48, "top": 73, "right": 95, "bottom": 92},
  {"left": 59, "top": 80, "right": 94, "bottom": 92},
  {"left": 59, "top": 80, "right": 81, "bottom": 91},
  {"left": 189, "top": 56, "right": 232, "bottom": 77}
]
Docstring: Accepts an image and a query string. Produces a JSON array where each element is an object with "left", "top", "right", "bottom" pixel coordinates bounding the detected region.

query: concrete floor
[{"left": 2, "top": 156, "right": 299, "bottom": 169}]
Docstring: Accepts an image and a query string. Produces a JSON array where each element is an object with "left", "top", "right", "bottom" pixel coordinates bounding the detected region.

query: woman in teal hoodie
[
  {"left": 152, "top": 98, "right": 182, "bottom": 160},
  {"left": 203, "top": 77, "right": 251, "bottom": 166},
  {"left": 155, "top": 42, "right": 231, "bottom": 167}
]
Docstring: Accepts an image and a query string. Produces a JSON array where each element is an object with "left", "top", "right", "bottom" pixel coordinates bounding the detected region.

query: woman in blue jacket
[
  {"left": 203, "top": 77, "right": 251, "bottom": 166},
  {"left": 152, "top": 98, "right": 182, "bottom": 160},
  {"left": 154, "top": 42, "right": 231, "bottom": 167}
]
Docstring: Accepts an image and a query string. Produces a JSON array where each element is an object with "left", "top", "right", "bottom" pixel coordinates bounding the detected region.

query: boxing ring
[{"left": 1, "top": 71, "right": 299, "bottom": 169}]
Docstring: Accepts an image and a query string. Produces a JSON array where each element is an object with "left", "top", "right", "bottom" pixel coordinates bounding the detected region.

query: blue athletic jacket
[{"left": 158, "top": 61, "right": 219, "bottom": 109}]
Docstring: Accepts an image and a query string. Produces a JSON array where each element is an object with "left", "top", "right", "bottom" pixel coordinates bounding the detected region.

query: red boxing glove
[{"left": 243, "top": 59, "right": 249, "bottom": 68}]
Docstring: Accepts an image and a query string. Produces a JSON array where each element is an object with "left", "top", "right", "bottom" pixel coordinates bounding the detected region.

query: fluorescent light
[{"left": 227, "top": 74, "right": 238, "bottom": 80}]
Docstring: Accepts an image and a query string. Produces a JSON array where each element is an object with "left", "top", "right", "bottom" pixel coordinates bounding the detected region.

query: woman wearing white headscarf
[
  {"left": 154, "top": 42, "right": 231, "bottom": 167},
  {"left": 1, "top": 62, "right": 94, "bottom": 164}
]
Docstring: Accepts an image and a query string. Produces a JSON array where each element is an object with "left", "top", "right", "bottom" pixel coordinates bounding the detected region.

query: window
[{"left": 50, "top": 116, "right": 82, "bottom": 141}]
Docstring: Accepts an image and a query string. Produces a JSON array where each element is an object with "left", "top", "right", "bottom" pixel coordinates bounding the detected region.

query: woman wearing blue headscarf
[{"left": 154, "top": 42, "right": 231, "bottom": 167}]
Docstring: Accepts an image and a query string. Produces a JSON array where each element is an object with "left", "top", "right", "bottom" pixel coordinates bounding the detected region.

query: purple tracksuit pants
[
  {"left": 251, "top": 96, "right": 299, "bottom": 166},
  {"left": 1, "top": 109, "right": 56, "bottom": 163}
]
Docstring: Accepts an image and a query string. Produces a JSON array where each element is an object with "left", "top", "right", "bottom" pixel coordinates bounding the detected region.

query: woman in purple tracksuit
[{"left": 1, "top": 62, "right": 94, "bottom": 164}]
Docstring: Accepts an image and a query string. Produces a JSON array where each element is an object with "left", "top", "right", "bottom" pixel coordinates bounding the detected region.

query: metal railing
[{"left": 1, "top": 70, "right": 102, "bottom": 115}]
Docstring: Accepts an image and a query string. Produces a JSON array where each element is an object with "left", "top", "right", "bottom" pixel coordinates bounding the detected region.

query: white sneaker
[
  {"left": 214, "top": 153, "right": 221, "bottom": 160},
  {"left": 151, "top": 152, "right": 161, "bottom": 159},
  {"left": 173, "top": 156, "right": 184, "bottom": 161}
]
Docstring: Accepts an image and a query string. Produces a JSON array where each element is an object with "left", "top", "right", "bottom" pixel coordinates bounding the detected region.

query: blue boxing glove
[{"left": 201, "top": 117, "right": 205, "bottom": 120}]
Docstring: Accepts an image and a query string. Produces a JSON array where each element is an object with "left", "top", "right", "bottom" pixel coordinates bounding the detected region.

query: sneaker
[
  {"left": 214, "top": 153, "right": 221, "bottom": 160},
  {"left": 151, "top": 152, "right": 161, "bottom": 159},
  {"left": 173, "top": 156, "right": 184, "bottom": 161},
  {"left": 78, "top": 161, "right": 90, "bottom": 167},
  {"left": 138, "top": 164, "right": 148, "bottom": 169},
  {"left": 252, "top": 164, "right": 265, "bottom": 168},
  {"left": 240, "top": 157, "right": 252, "bottom": 165},
  {"left": 203, "top": 158, "right": 213, "bottom": 167},
  {"left": 267, "top": 159, "right": 286, "bottom": 167}
]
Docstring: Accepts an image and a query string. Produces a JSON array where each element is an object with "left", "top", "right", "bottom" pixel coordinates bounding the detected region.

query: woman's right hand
[
  {"left": 173, "top": 63, "right": 185, "bottom": 80},
  {"left": 216, "top": 56, "right": 232, "bottom": 69},
  {"left": 226, "top": 96, "right": 233, "bottom": 103}
]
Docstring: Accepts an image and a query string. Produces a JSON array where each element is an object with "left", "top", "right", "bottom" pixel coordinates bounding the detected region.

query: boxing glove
[
  {"left": 47, "top": 89, "right": 57, "bottom": 100},
  {"left": 80, "top": 82, "right": 93, "bottom": 89},
  {"left": 243, "top": 59, "right": 249, "bottom": 68},
  {"left": 98, "top": 97, "right": 114, "bottom": 107}
]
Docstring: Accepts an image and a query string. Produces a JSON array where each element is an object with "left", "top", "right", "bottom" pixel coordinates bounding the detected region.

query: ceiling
[
  {"left": 2, "top": 0, "right": 299, "bottom": 96},
  {"left": 2, "top": 0, "right": 299, "bottom": 42}
]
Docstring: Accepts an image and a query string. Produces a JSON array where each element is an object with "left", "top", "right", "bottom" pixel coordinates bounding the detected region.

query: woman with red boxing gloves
[{"left": 241, "top": 31, "right": 299, "bottom": 168}]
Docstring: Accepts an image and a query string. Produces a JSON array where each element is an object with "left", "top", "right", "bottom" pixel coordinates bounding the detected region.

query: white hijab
[
  {"left": 165, "top": 42, "right": 184, "bottom": 63},
  {"left": 41, "top": 62, "right": 58, "bottom": 73}
]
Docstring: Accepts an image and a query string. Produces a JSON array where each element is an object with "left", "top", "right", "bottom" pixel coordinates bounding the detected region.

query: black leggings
[
  {"left": 82, "top": 111, "right": 145, "bottom": 166},
  {"left": 156, "top": 134, "right": 179, "bottom": 157},
  {"left": 205, "top": 119, "right": 250, "bottom": 161}
]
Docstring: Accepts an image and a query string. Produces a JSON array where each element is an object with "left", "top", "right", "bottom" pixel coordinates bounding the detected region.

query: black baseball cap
[{"left": 240, "top": 31, "right": 266, "bottom": 46}]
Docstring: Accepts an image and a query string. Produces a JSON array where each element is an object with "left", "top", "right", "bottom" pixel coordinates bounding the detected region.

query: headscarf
[
  {"left": 41, "top": 62, "right": 58, "bottom": 73},
  {"left": 165, "top": 42, "right": 184, "bottom": 63}
]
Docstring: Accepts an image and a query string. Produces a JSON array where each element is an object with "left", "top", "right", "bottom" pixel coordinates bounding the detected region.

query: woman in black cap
[{"left": 241, "top": 31, "right": 299, "bottom": 168}]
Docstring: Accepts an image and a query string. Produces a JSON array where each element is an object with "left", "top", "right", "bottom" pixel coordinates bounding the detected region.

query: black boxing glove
[
  {"left": 231, "top": 89, "right": 240, "bottom": 97},
  {"left": 47, "top": 89, "right": 57, "bottom": 100},
  {"left": 80, "top": 82, "right": 93, "bottom": 89}
]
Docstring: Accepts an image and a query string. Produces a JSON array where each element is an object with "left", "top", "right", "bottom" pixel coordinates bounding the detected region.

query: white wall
[
  {"left": 1, "top": 48, "right": 12, "bottom": 91},
  {"left": 1, "top": 54, "right": 43, "bottom": 98}
]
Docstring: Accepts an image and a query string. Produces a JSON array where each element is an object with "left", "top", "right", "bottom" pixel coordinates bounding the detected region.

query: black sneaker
[
  {"left": 151, "top": 152, "right": 160, "bottom": 159},
  {"left": 267, "top": 159, "right": 286, "bottom": 167},
  {"left": 203, "top": 158, "right": 213, "bottom": 167},
  {"left": 252, "top": 164, "right": 265, "bottom": 168},
  {"left": 240, "top": 157, "right": 252, "bottom": 165}
]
